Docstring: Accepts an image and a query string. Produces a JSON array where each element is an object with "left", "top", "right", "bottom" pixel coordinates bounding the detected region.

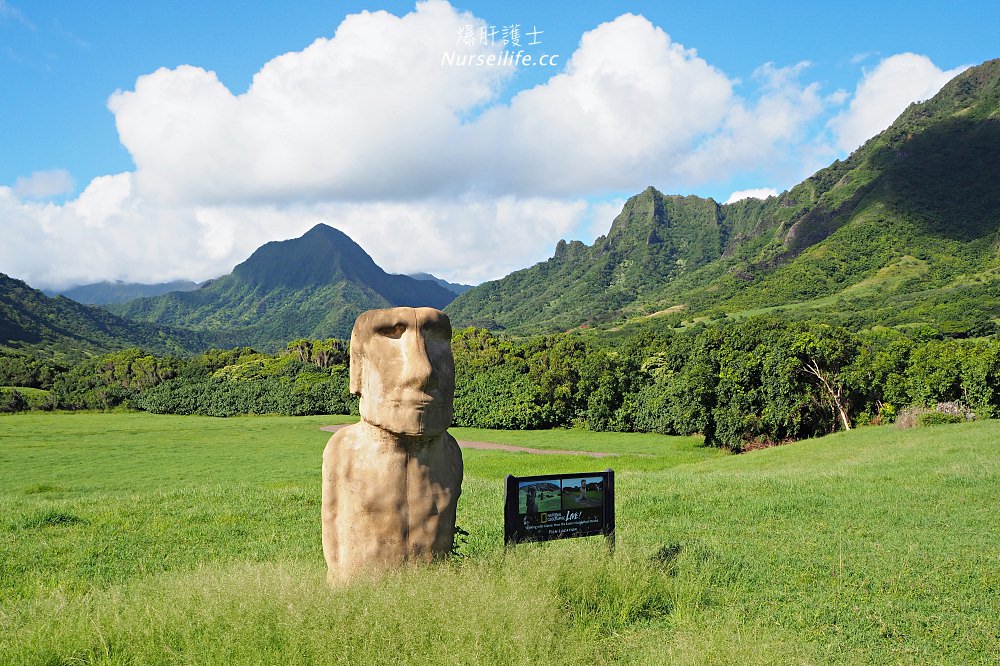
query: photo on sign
[
  {"left": 560, "top": 476, "right": 605, "bottom": 510},
  {"left": 518, "top": 480, "right": 561, "bottom": 514}
]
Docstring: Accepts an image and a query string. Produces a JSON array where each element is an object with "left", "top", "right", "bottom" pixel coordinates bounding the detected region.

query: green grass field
[{"left": 1, "top": 413, "right": 997, "bottom": 664}]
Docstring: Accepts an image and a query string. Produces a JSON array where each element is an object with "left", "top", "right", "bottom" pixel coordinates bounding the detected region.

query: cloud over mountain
[{"left": 0, "top": 1, "right": 968, "bottom": 290}]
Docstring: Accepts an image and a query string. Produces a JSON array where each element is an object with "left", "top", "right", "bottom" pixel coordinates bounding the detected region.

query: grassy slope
[{"left": 1, "top": 414, "right": 997, "bottom": 664}]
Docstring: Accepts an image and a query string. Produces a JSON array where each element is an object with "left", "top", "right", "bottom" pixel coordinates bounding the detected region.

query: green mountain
[
  {"left": 447, "top": 59, "right": 1000, "bottom": 335},
  {"left": 53, "top": 280, "right": 202, "bottom": 305},
  {"left": 0, "top": 273, "right": 210, "bottom": 360},
  {"left": 445, "top": 190, "right": 724, "bottom": 330},
  {"left": 109, "top": 224, "right": 457, "bottom": 348}
]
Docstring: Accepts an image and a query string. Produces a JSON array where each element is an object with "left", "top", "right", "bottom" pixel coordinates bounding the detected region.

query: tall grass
[
  {"left": 4, "top": 545, "right": 711, "bottom": 665},
  {"left": 1, "top": 413, "right": 997, "bottom": 664}
]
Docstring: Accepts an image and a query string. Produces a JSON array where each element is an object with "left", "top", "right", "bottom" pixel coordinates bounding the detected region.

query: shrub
[
  {"left": 1, "top": 388, "right": 29, "bottom": 413},
  {"left": 897, "top": 402, "right": 974, "bottom": 428},
  {"left": 917, "top": 411, "right": 965, "bottom": 426},
  {"left": 933, "top": 401, "right": 971, "bottom": 418}
]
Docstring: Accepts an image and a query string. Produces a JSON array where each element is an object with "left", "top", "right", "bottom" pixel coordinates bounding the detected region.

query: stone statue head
[{"left": 349, "top": 307, "right": 455, "bottom": 437}]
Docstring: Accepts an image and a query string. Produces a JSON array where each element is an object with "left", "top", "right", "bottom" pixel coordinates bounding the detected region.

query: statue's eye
[{"left": 376, "top": 323, "right": 406, "bottom": 339}]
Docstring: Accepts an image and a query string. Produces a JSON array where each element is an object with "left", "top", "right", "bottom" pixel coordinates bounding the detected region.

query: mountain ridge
[
  {"left": 406, "top": 273, "right": 473, "bottom": 295},
  {"left": 107, "top": 223, "right": 457, "bottom": 348},
  {"left": 52, "top": 280, "right": 202, "bottom": 305},
  {"left": 446, "top": 58, "right": 1000, "bottom": 335}
]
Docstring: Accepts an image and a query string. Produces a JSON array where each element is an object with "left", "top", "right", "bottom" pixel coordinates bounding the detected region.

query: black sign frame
[{"left": 503, "top": 469, "right": 615, "bottom": 549}]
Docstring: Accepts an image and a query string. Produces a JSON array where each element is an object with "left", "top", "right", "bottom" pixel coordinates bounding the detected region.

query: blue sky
[{"left": 1, "top": 1, "right": 996, "bottom": 288}]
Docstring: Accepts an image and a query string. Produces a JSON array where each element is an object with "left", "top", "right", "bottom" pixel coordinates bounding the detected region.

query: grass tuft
[
  {"left": 23, "top": 483, "right": 66, "bottom": 495},
  {"left": 19, "top": 510, "right": 87, "bottom": 528}
]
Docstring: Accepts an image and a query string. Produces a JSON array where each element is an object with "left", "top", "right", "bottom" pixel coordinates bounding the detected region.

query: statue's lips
[{"left": 383, "top": 393, "right": 448, "bottom": 410}]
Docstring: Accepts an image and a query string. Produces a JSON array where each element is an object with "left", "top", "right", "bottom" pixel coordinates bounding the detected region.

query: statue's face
[{"left": 351, "top": 307, "right": 454, "bottom": 437}]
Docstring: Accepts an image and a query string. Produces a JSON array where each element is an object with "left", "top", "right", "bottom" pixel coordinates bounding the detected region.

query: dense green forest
[{"left": 4, "top": 319, "right": 996, "bottom": 451}]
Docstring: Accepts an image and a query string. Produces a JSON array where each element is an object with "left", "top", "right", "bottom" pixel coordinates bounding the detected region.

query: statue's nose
[{"left": 400, "top": 325, "right": 437, "bottom": 393}]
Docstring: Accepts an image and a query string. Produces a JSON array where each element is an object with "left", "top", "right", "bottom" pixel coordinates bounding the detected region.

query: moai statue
[{"left": 322, "top": 307, "right": 463, "bottom": 583}]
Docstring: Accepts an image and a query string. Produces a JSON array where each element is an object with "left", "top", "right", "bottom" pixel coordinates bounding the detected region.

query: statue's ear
[
  {"left": 349, "top": 328, "right": 363, "bottom": 395},
  {"left": 349, "top": 354, "right": 362, "bottom": 394},
  {"left": 349, "top": 312, "right": 367, "bottom": 395}
]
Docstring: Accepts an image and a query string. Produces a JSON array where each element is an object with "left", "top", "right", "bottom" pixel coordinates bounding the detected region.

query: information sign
[{"left": 503, "top": 469, "right": 615, "bottom": 547}]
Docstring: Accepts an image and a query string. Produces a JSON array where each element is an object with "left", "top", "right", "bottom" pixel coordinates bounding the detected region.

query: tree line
[{"left": 2, "top": 320, "right": 998, "bottom": 450}]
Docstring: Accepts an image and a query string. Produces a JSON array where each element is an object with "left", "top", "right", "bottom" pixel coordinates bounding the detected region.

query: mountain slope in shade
[
  {"left": 447, "top": 59, "right": 1000, "bottom": 334},
  {"left": 668, "top": 57, "right": 1000, "bottom": 329},
  {"left": 109, "top": 224, "right": 457, "bottom": 348},
  {"left": 0, "top": 273, "right": 211, "bottom": 359}
]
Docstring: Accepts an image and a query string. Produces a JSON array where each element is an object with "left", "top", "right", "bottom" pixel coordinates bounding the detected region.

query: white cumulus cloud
[
  {"left": 108, "top": 0, "right": 509, "bottom": 204},
  {"left": 828, "top": 53, "right": 969, "bottom": 153},
  {"left": 0, "top": 176, "right": 249, "bottom": 289},
  {"left": 106, "top": 7, "right": 827, "bottom": 204},
  {"left": 678, "top": 62, "right": 828, "bottom": 187},
  {"left": 724, "top": 188, "right": 778, "bottom": 204},
  {"left": 471, "top": 13, "right": 735, "bottom": 195}
]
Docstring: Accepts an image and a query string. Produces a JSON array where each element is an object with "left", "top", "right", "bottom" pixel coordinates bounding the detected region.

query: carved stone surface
[{"left": 322, "top": 307, "right": 463, "bottom": 583}]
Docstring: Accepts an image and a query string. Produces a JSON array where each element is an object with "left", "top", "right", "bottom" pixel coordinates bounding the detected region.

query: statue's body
[{"left": 322, "top": 307, "right": 463, "bottom": 583}]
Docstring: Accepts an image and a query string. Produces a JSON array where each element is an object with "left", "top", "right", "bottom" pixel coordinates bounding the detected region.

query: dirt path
[{"left": 320, "top": 424, "right": 617, "bottom": 458}]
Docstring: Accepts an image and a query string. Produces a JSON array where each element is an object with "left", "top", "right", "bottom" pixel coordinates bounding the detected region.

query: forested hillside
[
  {"left": 445, "top": 191, "right": 725, "bottom": 331},
  {"left": 0, "top": 273, "right": 212, "bottom": 361},
  {"left": 447, "top": 59, "right": 1000, "bottom": 335}
]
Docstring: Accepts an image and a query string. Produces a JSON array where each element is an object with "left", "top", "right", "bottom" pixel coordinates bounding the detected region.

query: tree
[{"left": 792, "top": 324, "right": 858, "bottom": 432}]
